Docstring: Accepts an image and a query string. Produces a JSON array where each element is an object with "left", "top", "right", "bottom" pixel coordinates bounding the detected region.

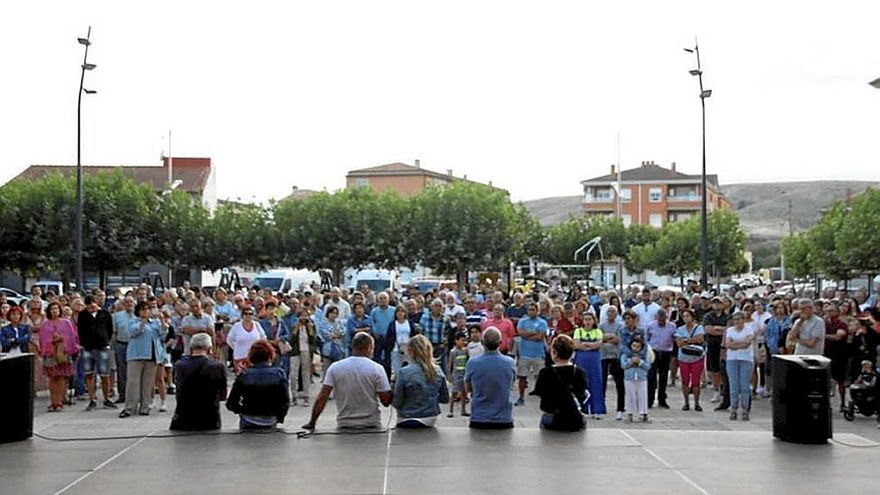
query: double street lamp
[
  {"left": 684, "top": 41, "right": 712, "bottom": 290},
  {"left": 76, "top": 27, "right": 97, "bottom": 293}
]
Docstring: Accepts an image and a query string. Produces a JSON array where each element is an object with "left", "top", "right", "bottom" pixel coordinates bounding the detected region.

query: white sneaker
[
  {"left": 615, "top": 411, "right": 624, "bottom": 421},
  {"left": 159, "top": 400, "right": 167, "bottom": 413},
  {"left": 710, "top": 390, "right": 720, "bottom": 403},
  {"left": 755, "top": 386, "right": 765, "bottom": 396}
]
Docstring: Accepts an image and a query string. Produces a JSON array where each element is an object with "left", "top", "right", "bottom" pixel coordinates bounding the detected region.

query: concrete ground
[{"left": 2, "top": 375, "right": 879, "bottom": 495}]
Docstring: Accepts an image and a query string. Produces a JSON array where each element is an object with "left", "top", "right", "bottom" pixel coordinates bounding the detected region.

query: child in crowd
[
  {"left": 621, "top": 338, "right": 651, "bottom": 423},
  {"left": 448, "top": 332, "right": 470, "bottom": 418},
  {"left": 467, "top": 326, "right": 484, "bottom": 359},
  {"left": 853, "top": 360, "right": 877, "bottom": 388}
]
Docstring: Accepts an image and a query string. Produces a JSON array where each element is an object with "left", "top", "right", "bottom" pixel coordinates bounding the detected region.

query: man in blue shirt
[
  {"left": 646, "top": 309, "right": 676, "bottom": 409},
  {"left": 370, "top": 292, "right": 396, "bottom": 375},
  {"left": 515, "top": 303, "right": 548, "bottom": 406},
  {"left": 465, "top": 327, "right": 516, "bottom": 429}
]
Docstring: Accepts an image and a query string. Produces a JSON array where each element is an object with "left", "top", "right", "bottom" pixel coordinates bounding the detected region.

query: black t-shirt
[
  {"left": 702, "top": 312, "right": 730, "bottom": 342},
  {"left": 170, "top": 356, "right": 228, "bottom": 431},
  {"left": 534, "top": 364, "right": 587, "bottom": 431}
]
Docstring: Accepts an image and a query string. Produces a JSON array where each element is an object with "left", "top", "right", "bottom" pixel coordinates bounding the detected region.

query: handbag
[
  {"left": 552, "top": 366, "right": 587, "bottom": 415},
  {"left": 279, "top": 339, "right": 293, "bottom": 355},
  {"left": 680, "top": 325, "right": 705, "bottom": 357},
  {"left": 52, "top": 330, "right": 69, "bottom": 365}
]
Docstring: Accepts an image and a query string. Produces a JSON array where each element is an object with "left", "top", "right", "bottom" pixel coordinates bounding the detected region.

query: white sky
[{"left": 2, "top": 1, "right": 879, "bottom": 203}]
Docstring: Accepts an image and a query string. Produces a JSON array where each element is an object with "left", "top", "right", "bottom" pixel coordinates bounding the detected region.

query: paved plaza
[{"left": 3, "top": 379, "right": 879, "bottom": 495}]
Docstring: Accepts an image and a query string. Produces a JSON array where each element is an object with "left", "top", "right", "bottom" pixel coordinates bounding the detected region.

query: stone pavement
[{"left": 2, "top": 377, "right": 879, "bottom": 495}]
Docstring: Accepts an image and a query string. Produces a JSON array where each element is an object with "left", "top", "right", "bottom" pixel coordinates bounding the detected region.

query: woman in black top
[
  {"left": 226, "top": 340, "right": 290, "bottom": 430},
  {"left": 533, "top": 334, "right": 587, "bottom": 431}
]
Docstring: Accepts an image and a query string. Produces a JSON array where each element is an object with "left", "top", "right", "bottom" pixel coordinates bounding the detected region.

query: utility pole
[
  {"left": 685, "top": 40, "right": 712, "bottom": 291},
  {"left": 76, "top": 26, "right": 97, "bottom": 293}
]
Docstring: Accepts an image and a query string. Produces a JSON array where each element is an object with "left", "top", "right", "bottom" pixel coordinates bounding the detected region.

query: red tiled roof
[{"left": 14, "top": 157, "right": 211, "bottom": 193}]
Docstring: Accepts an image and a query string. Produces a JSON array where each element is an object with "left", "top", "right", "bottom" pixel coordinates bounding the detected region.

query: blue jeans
[
  {"left": 75, "top": 356, "right": 86, "bottom": 395},
  {"left": 726, "top": 360, "right": 753, "bottom": 411}
]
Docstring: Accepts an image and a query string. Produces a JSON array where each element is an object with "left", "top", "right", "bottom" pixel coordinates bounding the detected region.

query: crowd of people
[{"left": 1, "top": 279, "right": 879, "bottom": 432}]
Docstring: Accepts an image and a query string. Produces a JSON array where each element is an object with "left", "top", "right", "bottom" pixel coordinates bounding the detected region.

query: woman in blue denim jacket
[
  {"left": 621, "top": 338, "right": 652, "bottom": 423},
  {"left": 1, "top": 307, "right": 31, "bottom": 354},
  {"left": 392, "top": 335, "right": 449, "bottom": 428},
  {"left": 120, "top": 302, "right": 166, "bottom": 418}
]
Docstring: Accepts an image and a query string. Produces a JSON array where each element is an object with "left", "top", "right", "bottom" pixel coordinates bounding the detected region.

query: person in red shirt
[
  {"left": 482, "top": 303, "right": 515, "bottom": 355},
  {"left": 823, "top": 302, "right": 849, "bottom": 411}
]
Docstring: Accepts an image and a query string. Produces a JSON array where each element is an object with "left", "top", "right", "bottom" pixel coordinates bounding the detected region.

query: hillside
[{"left": 521, "top": 181, "right": 878, "bottom": 257}]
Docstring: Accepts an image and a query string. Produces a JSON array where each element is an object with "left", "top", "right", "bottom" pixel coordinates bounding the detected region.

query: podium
[{"left": 0, "top": 353, "right": 35, "bottom": 443}]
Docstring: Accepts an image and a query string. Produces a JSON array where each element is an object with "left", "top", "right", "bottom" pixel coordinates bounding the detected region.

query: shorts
[
  {"left": 705, "top": 336, "right": 722, "bottom": 373},
  {"left": 82, "top": 348, "right": 111, "bottom": 376},
  {"left": 830, "top": 357, "right": 848, "bottom": 382},
  {"left": 517, "top": 357, "right": 544, "bottom": 380},
  {"left": 679, "top": 358, "right": 705, "bottom": 389},
  {"left": 451, "top": 373, "right": 466, "bottom": 393}
]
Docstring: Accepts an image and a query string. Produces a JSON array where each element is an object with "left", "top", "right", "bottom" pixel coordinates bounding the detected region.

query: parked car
[{"left": 0, "top": 287, "right": 27, "bottom": 306}]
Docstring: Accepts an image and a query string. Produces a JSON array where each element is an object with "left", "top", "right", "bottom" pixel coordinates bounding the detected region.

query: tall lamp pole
[
  {"left": 76, "top": 27, "right": 97, "bottom": 293},
  {"left": 685, "top": 41, "right": 712, "bottom": 290}
]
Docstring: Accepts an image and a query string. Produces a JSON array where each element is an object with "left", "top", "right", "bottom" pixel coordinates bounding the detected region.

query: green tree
[
  {"left": 149, "top": 189, "right": 211, "bottom": 273},
  {"left": 273, "top": 188, "right": 412, "bottom": 283},
  {"left": 706, "top": 209, "right": 748, "bottom": 278},
  {"left": 644, "top": 218, "right": 701, "bottom": 286},
  {"left": 203, "top": 200, "right": 280, "bottom": 271},
  {"left": 808, "top": 201, "right": 852, "bottom": 281},
  {"left": 623, "top": 223, "right": 661, "bottom": 274},
  {"left": 541, "top": 216, "right": 628, "bottom": 265},
  {"left": 780, "top": 233, "right": 814, "bottom": 279},
  {"left": 406, "top": 182, "right": 526, "bottom": 281},
  {"left": 836, "top": 188, "right": 880, "bottom": 276}
]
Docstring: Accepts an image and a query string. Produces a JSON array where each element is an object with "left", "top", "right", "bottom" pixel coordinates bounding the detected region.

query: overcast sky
[{"left": 2, "top": 1, "right": 879, "bottom": 203}]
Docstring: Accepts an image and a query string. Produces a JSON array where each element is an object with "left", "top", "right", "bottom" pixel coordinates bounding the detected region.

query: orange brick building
[
  {"left": 581, "top": 161, "right": 730, "bottom": 227},
  {"left": 346, "top": 161, "right": 502, "bottom": 197}
]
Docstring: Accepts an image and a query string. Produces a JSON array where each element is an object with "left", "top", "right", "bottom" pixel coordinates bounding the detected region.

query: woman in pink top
[{"left": 39, "top": 302, "right": 80, "bottom": 412}]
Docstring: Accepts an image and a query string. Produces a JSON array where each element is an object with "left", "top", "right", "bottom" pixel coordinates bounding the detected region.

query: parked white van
[
  {"left": 253, "top": 269, "right": 321, "bottom": 294},
  {"left": 349, "top": 269, "right": 401, "bottom": 294}
]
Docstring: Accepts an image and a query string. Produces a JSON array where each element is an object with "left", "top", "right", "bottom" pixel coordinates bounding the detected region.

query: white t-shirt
[
  {"left": 394, "top": 321, "right": 412, "bottom": 349},
  {"left": 725, "top": 326, "right": 755, "bottom": 362},
  {"left": 227, "top": 322, "right": 266, "bottom": 361},
  {"left": 324, "top": 356, "right": 391, "bottom": 429}
]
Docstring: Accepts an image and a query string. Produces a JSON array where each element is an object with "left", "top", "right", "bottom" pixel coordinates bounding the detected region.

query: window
[
  {"left": 622, "top": 214, "right": 632, "bottom": 227},
  {"left": 649, "top": 214, "right": 663, "bottom": 228},
  {"left": 649, "top": 188, "right": 662, "bottom": 202},
  {"left": 355, "top": 178, "right": 370, "bottom": 187},
  {"left": 620, "top": 188, "right": 631, "bottom": 202}
]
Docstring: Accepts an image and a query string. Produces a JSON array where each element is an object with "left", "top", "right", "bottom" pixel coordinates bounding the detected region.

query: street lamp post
[
  {"left": 76, "top": 27, "right": 96, "bottom": 293},
  {"left": 685, "top": 41, "right": 712, "bottom": 290}
]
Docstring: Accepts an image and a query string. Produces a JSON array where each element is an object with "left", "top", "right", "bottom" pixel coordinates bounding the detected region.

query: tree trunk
[{"left": 99, "top": 267, "right": 107, "bottom": 291}]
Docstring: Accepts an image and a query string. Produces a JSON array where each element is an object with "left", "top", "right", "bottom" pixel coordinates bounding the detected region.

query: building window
[
  {"left": 622, "top": 214, "right": 632, "bottom": 227},
  {"left": 620, "top": 188, "right": 631, "bottom": 202},
  {"left": 649, "top": 188, "right": 662, "bottom": 202},
  {"left": 649, "top": 213, "right": 663, "bottom": 228},
  {"left": 355, "top": 178, "right": 369, "bottom": 187}
]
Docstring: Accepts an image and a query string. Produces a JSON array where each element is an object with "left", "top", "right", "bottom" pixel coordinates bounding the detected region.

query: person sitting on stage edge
[
  {"left": 226, "top": 339, "right": 290, "bottom": 430},
  {"left": 169, "top": 333, "right": 228, "bottom": 431}
]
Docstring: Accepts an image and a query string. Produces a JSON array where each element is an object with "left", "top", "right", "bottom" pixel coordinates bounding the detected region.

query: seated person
[
  {"left": 464, "top": 327, "right": 517, "bottom": 429},
  {"left": 853, "top": 360, "right": 877, "bottom": 388},
  {"left": 226, "top": 340, "right": 290, "bottom": 430},
  {"left": 170, "top": 333, "right": 228, "bottom": 431},
  {"left": 303, "top": 332, "right": 392, "bottom": 430},
  {"left": 533, "top": 334, "right": 587, "bottom": 431},
  {"left": 392, "top": 334, "right": 449, "bottom": 428}
]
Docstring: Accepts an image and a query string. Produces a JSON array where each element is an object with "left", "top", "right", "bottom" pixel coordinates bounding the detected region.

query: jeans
[
  {"left": 648, "top": 350, "right": 672, "bottom": 406},
  {"left": 726, "top": 359, "right": 754, "bottom": 411},
  {"left": 373, "top": 335, "right": 392, "bottom": 376},
  {"left": 602, "top": 358, "right": 625, "bottom": 413},
  {"left": 113, "top": 341, "right": 129, "bottom": 400},
  {"left": 624, "top": 379, "right": 648, "bottom": 415},
  {"left": 75, "top": 356, "right": 86, "bottom": 395}
]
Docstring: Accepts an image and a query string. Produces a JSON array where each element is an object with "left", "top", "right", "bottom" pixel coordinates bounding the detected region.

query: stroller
[{"left": 843, "top": 371, "right": 878, "bottom": 422}]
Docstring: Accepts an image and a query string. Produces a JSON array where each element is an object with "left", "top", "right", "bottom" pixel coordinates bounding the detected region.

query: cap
[{"left": 711, "top": 296, "right": 722, "bottom": 303}]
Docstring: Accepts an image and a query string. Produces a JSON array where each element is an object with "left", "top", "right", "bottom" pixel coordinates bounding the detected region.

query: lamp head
[
  {"left": 83, "top": 89, "right": 97, "bottom": 94},
  {"left": 689, "top": 69, "right": 702, "bottom": 76},
  {"left": 82, "top": 63, "right": 97, "bottom": 71},
  {"left": 77, "top": 38, "right": 91, "bottom": 46},
  {"left": 700, "top": 89, "right": 712, "bottom": 98}
]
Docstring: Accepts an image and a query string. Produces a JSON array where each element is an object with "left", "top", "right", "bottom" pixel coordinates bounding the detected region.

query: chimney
[
  {"left": 447, "top": 169, "right": 453, "bottom": 177},
  {"left": 291, "top": 185, "right": 299, "bottom": 193},
  {"left": 670, "top": 162, "right": 676, "bottom": 173},
  {"left": 414, "top": 159, "right": 420, "bottom": 168},
  {"left": 610, "top": 164, "right": 616, "bottom": 175},
  {"left": 463, "top": 174, "right": 468, "bottom": 180}
]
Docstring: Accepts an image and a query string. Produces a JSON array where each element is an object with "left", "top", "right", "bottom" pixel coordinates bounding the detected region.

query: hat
[
  {"left": 711, "top": 296, "right": 722, "bottom": 303},
  {"left": 700, "top": 292, "right": 711, "bottom": 299}
]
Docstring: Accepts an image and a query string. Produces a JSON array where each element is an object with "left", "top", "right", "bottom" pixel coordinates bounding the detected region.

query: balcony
[
  {"left": 667, "top": 194, "right": 702, "bottom": 202},
  {"left": 583, "top": 196, "right": 614, "bottom": 204}
]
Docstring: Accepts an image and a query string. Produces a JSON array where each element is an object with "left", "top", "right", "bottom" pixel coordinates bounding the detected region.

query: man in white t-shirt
[{"left": 303, "top": 332, "right": 392, "bottom": 430}]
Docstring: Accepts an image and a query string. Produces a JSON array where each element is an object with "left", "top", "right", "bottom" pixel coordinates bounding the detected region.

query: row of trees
[
  {"left": 780, "top": 188, "right": 880, "bottom": 281},
  {"left": 0, "top": 172, "right": 540, "bottom": 286},
  {"left": 541, "top": 209, "right": 748, "bottom": 285},
  {"left": 0, "top": 171, "right": 749, "bottom": 289}
]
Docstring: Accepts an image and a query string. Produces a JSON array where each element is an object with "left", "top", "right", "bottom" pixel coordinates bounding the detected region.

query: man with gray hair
[
  {"left": 303, "top": 333, "right": 392, "bottom": 430},
  {"left": 420, "top": 298, "right": 450, "bottom": 370},
  {"left": 170, "top": 333, "right": 228, "bottom": 431},
  {"left": 789, "top": 298, "right": 826, "bottom": 355},
  {"left": 465, "top": 327, "right": 516, "bottom": 429}
]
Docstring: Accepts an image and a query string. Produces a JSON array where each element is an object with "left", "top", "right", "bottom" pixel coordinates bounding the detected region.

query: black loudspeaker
[
  {"left": 772, "top": 354, "right": 832, "bottom": 444},
  {"left": 0, "top": 353, "right": 35, "bottom": 443}
]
